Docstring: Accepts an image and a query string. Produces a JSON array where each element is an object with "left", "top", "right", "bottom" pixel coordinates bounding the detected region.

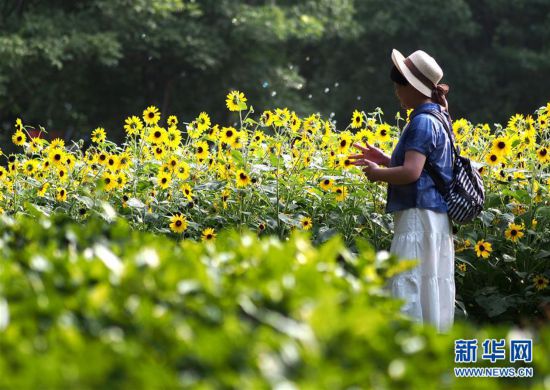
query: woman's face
[{"left": 394, "top": 83, "right": 413, "bottom": 109}]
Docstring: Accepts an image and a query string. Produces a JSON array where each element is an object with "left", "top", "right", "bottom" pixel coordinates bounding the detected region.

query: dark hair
[{"left": 390, "top": 65, "right": 408, "bottom": 86}]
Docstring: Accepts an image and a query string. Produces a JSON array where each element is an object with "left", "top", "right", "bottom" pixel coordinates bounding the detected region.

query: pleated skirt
[{"left": 388, "top": 208, "right": 455, "bottom": 333}]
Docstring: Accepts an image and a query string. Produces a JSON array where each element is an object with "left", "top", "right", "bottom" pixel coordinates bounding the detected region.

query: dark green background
[{"left": 1, "top": 0, "right": 549, "bottom": 145}]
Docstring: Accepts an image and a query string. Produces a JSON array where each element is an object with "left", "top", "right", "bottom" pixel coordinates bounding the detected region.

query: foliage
[{"left": 0, "top": 211, "right": 549, "bottom": 388}]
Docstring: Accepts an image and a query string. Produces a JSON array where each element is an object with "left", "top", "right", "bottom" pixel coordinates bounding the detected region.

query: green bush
[{"left": 0, "top": 211, "right": 548, "bottom": 389}]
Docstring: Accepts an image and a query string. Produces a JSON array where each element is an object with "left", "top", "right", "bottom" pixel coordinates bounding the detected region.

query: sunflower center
[
  {"left": 175, "top": 220, "right": 182, "bottom": 227},
  {"left": 340, "top": 140, "right": 346, "bottom": 147},
  {"left": 540, "top": 149, "right": 548, "bottom": 156},
  {"left": 498, "top": 141, "right": 505, "bottom": 149},
  {"left": 479, "top": 245, "right": 485, "bottom": 251},
  {"left": 324, "top": 180, "right": 329, "bottom": 185},
  {"left": 511, "top": 229, "right": 517, "bottom": 236},
  {"left": 381, "top": 130, "right": 387, "bottom": 136},
  {"left": 240, "top": 173, "right": 247, "bottom": 180},
  {"left": 226, "top": 130, "right": 233, "bottom": 137},
  {"left": 490, "top": 155, "right": 497, "bottom": 161},
  {"left": 197, "top": 147, "right": 203, "bottom": 153}
]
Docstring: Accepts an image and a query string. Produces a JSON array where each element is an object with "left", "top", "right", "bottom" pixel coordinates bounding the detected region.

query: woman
[{"left": 349, "top": 49, "right": 455, "bottom": 333}]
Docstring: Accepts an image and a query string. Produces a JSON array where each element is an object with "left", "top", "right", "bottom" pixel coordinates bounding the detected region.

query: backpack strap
[{"left": 409, "top": 107, "right": 457, "bottom": 195}]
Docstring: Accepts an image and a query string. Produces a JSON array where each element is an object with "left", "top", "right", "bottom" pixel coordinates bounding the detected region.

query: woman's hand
[
  {"left": 350, "top": 157, "right": 381, "bottom": 181},
  {"left": 349, "top": 142, "right": 391, "bottom": 167}
]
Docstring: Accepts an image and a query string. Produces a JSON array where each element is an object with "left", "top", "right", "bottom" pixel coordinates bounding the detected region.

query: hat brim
[{"left": 391, "top": 49, "right": 432, "bottom": 97}]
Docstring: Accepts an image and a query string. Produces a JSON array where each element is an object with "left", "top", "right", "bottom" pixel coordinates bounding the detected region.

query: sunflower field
[{"left": 1, "top": 91, "right": 550, "bottom": 386}]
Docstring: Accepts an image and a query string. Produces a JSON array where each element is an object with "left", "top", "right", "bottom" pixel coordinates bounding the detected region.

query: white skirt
[{"left": 388, "top": 208, "right": 455, "bottom": 333}]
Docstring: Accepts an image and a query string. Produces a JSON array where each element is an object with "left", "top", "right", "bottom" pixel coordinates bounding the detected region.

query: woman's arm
[{"left": 360, "top": 150, "right": 426, "bottom": 185}]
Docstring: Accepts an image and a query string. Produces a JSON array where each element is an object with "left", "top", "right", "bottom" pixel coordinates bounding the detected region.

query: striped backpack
[{"left": 415, "top": 109, "right": 485, "bottom": 224}]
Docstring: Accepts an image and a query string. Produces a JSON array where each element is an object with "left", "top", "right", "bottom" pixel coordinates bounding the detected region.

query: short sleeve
[{"left": 402, "top": 114, "right": 437, "bottom": 156}]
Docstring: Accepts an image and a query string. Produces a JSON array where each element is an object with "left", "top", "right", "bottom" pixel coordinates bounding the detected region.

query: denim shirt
[{"left": 385, "top": 102, "right": 454, "bottom": 214}]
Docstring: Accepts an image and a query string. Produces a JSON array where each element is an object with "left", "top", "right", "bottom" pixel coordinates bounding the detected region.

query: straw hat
[{"left": 391, "top": 49, "right": 443, "bottom": 97}]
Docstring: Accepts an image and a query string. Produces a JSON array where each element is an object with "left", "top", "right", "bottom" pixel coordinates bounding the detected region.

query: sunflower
[
  {"left": 91, "top": 127, "right": 106, "bottom": 143},
  {"left": 234, "top": 130, "right": 248, "bottom": 149},
  {"left": 157, "top": 172, "right": 172, "bottom": 190},
  {"left": 23, "top": 160, "right": 38, "bottom": 175},
  {"left": 48, "top": 148, "right": 65, "bottom": 166},
  {"left": 106, "top": 154, "right": 118, "bottom": 170},
  {"left": 115, "top": 172, "right": 128, "bottom": 189},
  {"left": 12, "top": 130, "right": 26, "bottom": 146},
  {"left": 183, "top": 121, "right": 201, "bottom": 140},
  {"left": 518, "top": 129, "right": 536, "bottom": 150},
  {"left": 143, "top": 105, "right": 161, "bottom": 125},
  {"left": 176, "top": 162, "right": 190, "bottom": 181},
  {"left": 342, "top": 157, "right": 353, "bottom": 170},
  {"left": 538, "top": 114, "right": 548, "bottom": 130},
  {"left": 351, "top": 110, "right": 364, "bottom": 129},
  {"left": 124, "top": 115, "right": 143, "bottom": 136},
  {"left": 169, "top": 213, "right": 188, "bottom": 234},
  {"left": 37, "top": 182, "right": 49, "bottom": 197},
  {"left": 97, "top": 151, "right": 108, "bottom": 166},
  {"left": 152, "top": 144, "right": 167, "bottom": 160},
  {"left": 102, "top": 172, "right": 118, "bottom": 192},
  {"left": 375, "top": 124, "right": 391, "bottom": 143},
  {"left": 220, "top": 126, "right": 237, "bottom": 145},
  {"left": 533, "top": 274, "right": 549, "bottom": 291},
  {"left": 206, "top": 124, "right": 220, "bottom": 142},
  {"left": 457, "top": 263, "right": 467, "bottom": 272},
  {"left": 201, "top": 228, "right": 217, "bottom": 241},
  {"left": 320, "top": 178, "right": 333, "bottom": 191},
  {"left": 236, "top": 169, "right": 250, "bottom": 187},
  {"left": 197, "top": 112, "right": 211, "bottom": 131},
  {"left": 491, "top": 136, "right": 511, "bottom": 157},
  {"left": 195, "top": 140, "right": 209, "bottom": 160},
  {"left": 536, "top": 146, "right": 549, "bottom": 163},
  {"left": 290, "top": 113, "right": 302, "bottom": 133},
  {"left": 507, "top": 113, "right": 524, "bottom": 131},
  {"left": 303, "top": 114, "right": 321, "bottom": 137},
  {"left": 57, "top": 167, "right": 69, "bottom": 182},
  {"left": 251, "top": 131, "right": 265, "bottom": 145},
  {"left": 29, "top": 138, "right": 44, "bottom": 153},
  {"left": 474, "top": 240, "right": 492, "bottom": 258},
  {"left": 338, "top": 132, "right": 353, "bottom": 153},
  {"left": 181, "top": 183, "right": 193, "bottom": 200},
  {"left": 117, "top": 152, "right": 132, "bottom": 170},
  {"left": 485, "top": 152, "right": 501, "bottom": 167},
  {"left": 505, "top": 222, "right": 524, "bottom": 242},
  {"left": 300, "top": 216, "right": 313, "bottom": 230},
  {"left": 56, "top": 187, "right": 68, "bottom": 202},
  {"left": 167, "top": 115, "right": 178, "bottom": 127},
  {"left": 15, "top": 118, "right": 23, "bottom": 131},
  {"left": 147, "top": 126, "right": 167, "bottom": 144},
  {"left": 0, "top": 167, "right": 7, "bottom": 182},
  {"left": 274, "top": 108, "right": 290, "bottom": 127},
  {"left": 226, "top": 90, "right": 247, "bottom": 112},
  {"left": 334, "top": 185, "right": 347, "bottom": 202},
  {"left": 165, "top": 127, "right": 182, "bottom": 149},
  {"left": 260, "top": 110, "right": 275, "bottom": 127}
]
